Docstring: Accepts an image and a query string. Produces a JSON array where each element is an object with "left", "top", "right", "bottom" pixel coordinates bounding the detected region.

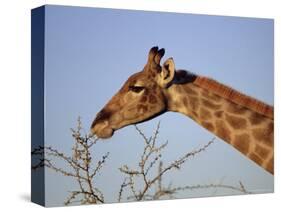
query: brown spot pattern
[
  {"left": 149, "top": 94, "right": 157, "bottom": 104},
  {"left": 225, "top": 113, "right": 247, "bottom": 129},
  {"left": 149, "top": 105, "right": 157, "bottom": 111},
  {"left": 189, "top": 96, "right": 199, "bottom": 111},
  {"left": 194, "top": 76, "right": 273, "bottom": 119},
  {"left": 202, "top": 99, "right": 221, "bottom": 110},
  {"left": 249, "top": 153, "right": 263, "bottom": 166},
  {"left": 200, "top": 108, "right": 212, "bottom": 120},
  {"left": 202, "top": 89, "right": 222, "bottom": 102},
  {"left": 202, "top": 121, "right": 215, "bottom": 131},
  {"left": 215, "top": 120, "right": 231, "bottom": 143},
  {"left": 227, "top": 103, "right": 248, "bottom": 115},
  {"left": 137, "top": 105, "right": 148, "bottom": 113},
  {"left": 182, "top": 97, "right": 188, "bottom": 107},
  {"left": 141, "top": 95, "right": 147, "bottom": 103},
  {"left": 233, "top": 134, "right": 250, "bottom": 155},
  {"left": 252, "top": 122, "right": 273, "bottom": 147},
  {"left": 184, "top": 86, "right": 198, "bottom": 96},
  {"left": 214, "top": 110, "right": 224, "bottom": 118},
  {"left": 144, "top": 89, "right": 149, "bottom": 95},
  {"left": 249, "top": 112, "right": 265, "bottom": 125},
  {"left": 255, "top": 144, "right": 270, "bottom": 159}
]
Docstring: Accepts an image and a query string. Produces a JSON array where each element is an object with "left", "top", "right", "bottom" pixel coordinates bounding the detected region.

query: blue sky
[{"left": 43, "top": 5, "right": 273, "bottom": 206}]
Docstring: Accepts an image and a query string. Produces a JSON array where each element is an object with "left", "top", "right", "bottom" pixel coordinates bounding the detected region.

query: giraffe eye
[{"left": 129, "top": 85, "right": 145, "bottom": 93}]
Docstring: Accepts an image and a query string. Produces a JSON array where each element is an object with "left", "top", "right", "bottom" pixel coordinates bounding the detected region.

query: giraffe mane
[{"left": 193, "top": 76, "right": 274, "bottom": 119}]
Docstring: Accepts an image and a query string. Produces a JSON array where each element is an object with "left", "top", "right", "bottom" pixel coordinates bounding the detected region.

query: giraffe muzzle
[
  {"left": 91, "top": 109, "right": 115, "bottom": 138},
  {"left": 91, "top": 120, "right": 114, "bottom": 139}
]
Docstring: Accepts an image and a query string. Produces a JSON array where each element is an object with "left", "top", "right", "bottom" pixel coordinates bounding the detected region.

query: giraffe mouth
[
  {"left": 91, "top": 125, "right": 114, "bottom": 139},
  {"left": 91, "top": 117, "right": 116, "bottom": 139}
]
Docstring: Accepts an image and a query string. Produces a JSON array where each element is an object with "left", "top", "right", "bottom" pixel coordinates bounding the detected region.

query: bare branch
[
  {"left": 118, "top": 123, "right": 249, "bottom": 202},
  {"left": 32, "top": 117, "right": 109, "bottom": 205},
  {"left": 33, "top": 118, "right": 251, "bottom": 205}
]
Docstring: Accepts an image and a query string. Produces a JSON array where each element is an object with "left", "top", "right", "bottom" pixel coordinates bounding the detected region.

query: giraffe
[{"left": 91, "top": 46, "right": 274, "bottom": 174}]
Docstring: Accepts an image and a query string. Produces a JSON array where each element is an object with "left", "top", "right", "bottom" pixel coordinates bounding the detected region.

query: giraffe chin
[{"left": 93, "top": 127, "right": 114, "bottom": 139}]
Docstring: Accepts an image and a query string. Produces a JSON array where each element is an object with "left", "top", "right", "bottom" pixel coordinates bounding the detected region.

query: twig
[
  {"left": 118, "top": 123, "right": 249, "bottom": 202},
  {"left": 32, "top": 117, "right": 109, "bottom": 205}
]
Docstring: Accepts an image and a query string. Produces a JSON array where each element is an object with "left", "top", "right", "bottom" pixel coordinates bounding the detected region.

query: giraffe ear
[{"left": 158, "top": 58, "right": 175, "bottom": 88}]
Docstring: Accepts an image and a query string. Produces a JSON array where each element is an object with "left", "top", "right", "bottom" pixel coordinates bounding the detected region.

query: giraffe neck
[{"left": 163, "top": 71, "right": 274, "bottom": 174}]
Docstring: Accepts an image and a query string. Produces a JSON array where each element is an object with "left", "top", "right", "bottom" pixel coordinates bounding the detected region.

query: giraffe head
[{"left": 91, "top": 46, "right": 175, "bottom": 138}]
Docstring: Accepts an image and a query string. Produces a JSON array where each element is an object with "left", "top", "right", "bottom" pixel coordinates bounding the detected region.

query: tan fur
[
  {"left": 194, "top": 76, "right": 274, "bottom": 119},
  {"left": 166, "top": 76, "right": 274, "bottom": 174},
  {"left": 92, "top": 47, "right": 274, "bottom": 175}
]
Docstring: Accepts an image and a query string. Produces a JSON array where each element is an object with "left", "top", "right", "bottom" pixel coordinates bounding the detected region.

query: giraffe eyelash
[{"left": 129, "top": 85, "right": 145, "bottom": 93}]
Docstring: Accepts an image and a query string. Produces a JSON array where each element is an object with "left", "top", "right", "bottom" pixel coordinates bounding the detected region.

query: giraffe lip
[{"left": 92, "top": 125, "right": 114, "bottom": 139}]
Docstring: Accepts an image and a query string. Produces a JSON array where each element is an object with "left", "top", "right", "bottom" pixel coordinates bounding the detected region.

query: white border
[{"left": 0, "top": 0, "right": 279, "bottom": 211}]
